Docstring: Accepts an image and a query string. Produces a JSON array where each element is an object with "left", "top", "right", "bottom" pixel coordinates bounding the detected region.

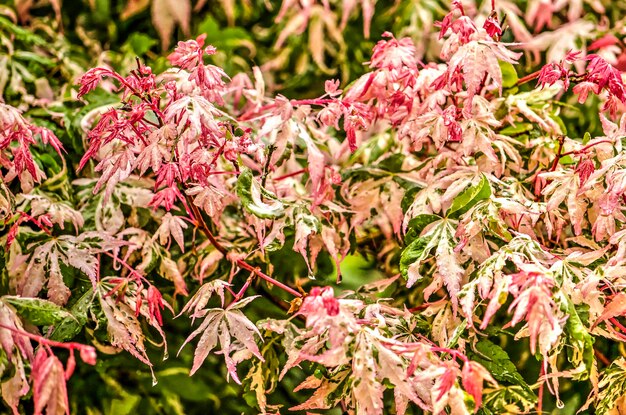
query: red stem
[
  {"left": 234, "top": 275, "right": 254, "bottom": 301},
  {"left": 290, "top": 98, "right": 333, "bottom": 106},
  {"left": 273, "top": 168, "right": 308, "bottom": 181},
  {"left": 236, "top": 259, "right": 302, "bottom": 298},
  {"left": 102, "top": 251, "right": 148, "bottom": 285},
  {"left": 561, "top": 139, "right": 614, "bottom": 157},
  {"left": 549, "top": 135, "right": 566, "bottom": 172},
  {"left": 594, "top": 348, "right": 611, "bottom": 366},
  {"left": 516, "top": 70, "right": 542, "bottom": 86},
  {"left": 430, "top": 346, "right": 469, "bottom": 364},
  {"left": 0, "top": 323, "right": 91, "bottom": 352},
  {"left": 537, "top": 363, "right": 545, "bottom": 414},
  {"left": 610, "top": 317, "right": 626, "bottom": 334},
  {"left": 185, "top": 194, "right": 302, "bottom": 298}
]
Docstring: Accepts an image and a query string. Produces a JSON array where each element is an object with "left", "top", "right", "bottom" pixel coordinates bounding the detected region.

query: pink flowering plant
[{"left": 5, "top": 0, "right": 626, "bottom": 414}]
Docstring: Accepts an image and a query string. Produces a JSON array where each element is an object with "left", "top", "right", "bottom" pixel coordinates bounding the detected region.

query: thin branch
[{"left": 184, "top": 193, "right": 302, "bottom": 298}]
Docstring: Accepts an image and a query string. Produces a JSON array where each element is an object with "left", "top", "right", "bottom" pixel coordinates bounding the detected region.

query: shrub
[{"left": 2, "top": 1, "right": 626, "bottom": 414}]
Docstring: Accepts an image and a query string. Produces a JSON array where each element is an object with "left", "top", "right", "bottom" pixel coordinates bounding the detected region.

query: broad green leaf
[
  {"left": 49, "top": 288, "right": 94, "bottom": 341},
  {"left": 236, "top": 168, "right": 285, "bottom": 219},
  {"left": 499, "top": 123, "right": 532, "bottom": 136},
  {"left": 2, "top": 296, "right": 74, "bottom": 326},
  {"left": 125, "top": 33, "right": 158, "bottom": 56},
  {"left": 376, "top": 154, "right": 405, "bottom": 173},
  {"left": 400, "top": 234, "right": 434, "bottom": 282},
  {"left": 447, "top": 175, "right": 491, "bottom": 219},
  {"left": 499, "top": 61, "right": 518, "bottom": 89},
  {"left": 404, "top": 214, "right": 441, "bottom": 244},
  {"left": 469, "top": 339, "right": 535, "bottom": 396}
]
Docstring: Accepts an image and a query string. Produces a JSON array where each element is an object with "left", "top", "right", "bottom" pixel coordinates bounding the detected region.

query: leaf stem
[
  {"left": 235, "top": 259, "right": 302, "bottom": 298},
  {"left": 537, "top": 363, "right": 545, "bottom": 415},
  {"left": 273, "top": 168, "right": 308, "bottom": 181},
  {"left": 549, "top": 135, "right": 566, "bottom": 171},
  {"left": 185, "top": 193, "right": 302, "bottom": 298},
  {"left": 0, "top": 323, "right": 93, "bottom": 354},
  {"left": 516, "top": 70, "right": 542, "bottom": 86}
]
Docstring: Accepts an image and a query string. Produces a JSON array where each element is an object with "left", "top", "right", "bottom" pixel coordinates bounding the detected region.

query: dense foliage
[{"left": 4, "top": 0, "right": 626, "bottom": 414}]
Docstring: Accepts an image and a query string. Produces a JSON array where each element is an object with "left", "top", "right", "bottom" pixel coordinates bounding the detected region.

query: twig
[
  {"left": 537, "top": 364, "right": 545, "bottom": 415},
  {"left": 0, "top": 323, "right": 93, "bottom": 354},
  {"left": 184, "top": 193, "right": 302, "bottom": 298},
  {"left": 594, "top": 348, "right": 611, "bottom": 366},
  {"left": 549, "top": 135, "right": 566, "bottom": 172},
  {"left": 516, "top": 70, "right": 542, "bottom": 86}
]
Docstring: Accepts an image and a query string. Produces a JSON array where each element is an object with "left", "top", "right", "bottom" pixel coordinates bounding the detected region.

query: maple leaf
[
  {"left": 150, "top": 0, "right": 191, "bottom": 51},
  {"left": 154, "top": 212, "right": 188, "bottom": 252},
  {"left": 508, "top": 261, "right": 564, "bottom": 359},
  {"left": 19, "top": 235, "right": 100, "bottom": 305},
  {"left": 0, "top": 301, "right": 32, "bottom": 414},
  {"left": 461, "top": 361, "right": 497, "bottom": 410},
  {"left": 19, "top": 193, "right": 84, "bottom": 230},
  {"left": 401, "top": 219, "right": 465, "bottom": 312},
  {"left": 540, "top": 168, "right": 588, "bottom": 235},
  {"left": 445, "top": 40, "right": 520, "bottom": 105},
  {"left": 180, "top": 295, "right": 264, "bottom": 383},
  {"left": 31, "top": 349, "right": 69, "bottom": 415},
  {"left": 133, "top": 126, "right": 173, "bottom": 176},
  {"left": 178, "top": 280, "right": 230, "bottom": 319},
  {"left": 290, "top": 371, "right": 349, "bottom": 411},
  {"left": 99, "top": 289, "right": 153, "bottom": 370},
  {"left": 593, "top": 292, "right": 626, "bottom": 329},
  {"left": 93, "top": 148, "right": 135, "bottom": 204}
]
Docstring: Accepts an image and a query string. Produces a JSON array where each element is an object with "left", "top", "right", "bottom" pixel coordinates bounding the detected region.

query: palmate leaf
[
  {"left": 99, "top": 292, "right": 153, "bottom": 368},
  {"left": 180, "top": 295, "right": 263, "bottom": 384},
  {"left": 20, "top": 234, "right": 99, "bottom": 305},
  {"left": 447, "top": 40, "right": 521, "bottom": 105},
  {"left": 150, "top": 0, "right": 191, "bottom": 51}
]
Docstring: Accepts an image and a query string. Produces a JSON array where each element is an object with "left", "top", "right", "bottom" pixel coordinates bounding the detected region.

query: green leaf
[
  {"left": 3, "top": 296, "right": 74, "bottom": 326},
  {"left": 499, "top": 123, "right": 532, "bottom": 137},
  {"left": 49, "top": 288, "right": 94, "bottom": 341},
  {"left": 376, "top": 154, "right": 405, "bottom": 173},
  {"left": 13, "top": 51, "right": 56, "bottom": 67},
  {"left": 125, "top": 33, "right": 158, "bottom": 56},
  {"left": 499, "top": 61, "right": 518, "bottom": 89},
  {"left": 236, "top": 168, "right": 285, "bottom": 219},
  {"left": 447, "top": 175, "right": 491, "bottom": 219},
  {"left": 0, "top": 16, "right": 47, "bottom": 46},
  {"left": 563, "top": 297, "right": 594, "bottom": 380},
  {"left": 404, "top": 214, "right": 441, "bottom": 245},
  {"left": 470, "top": 339, "right": 535, "bottom": 396},
  {"left": 400, "top": 234, "right": 433, "bottom": 281}
]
